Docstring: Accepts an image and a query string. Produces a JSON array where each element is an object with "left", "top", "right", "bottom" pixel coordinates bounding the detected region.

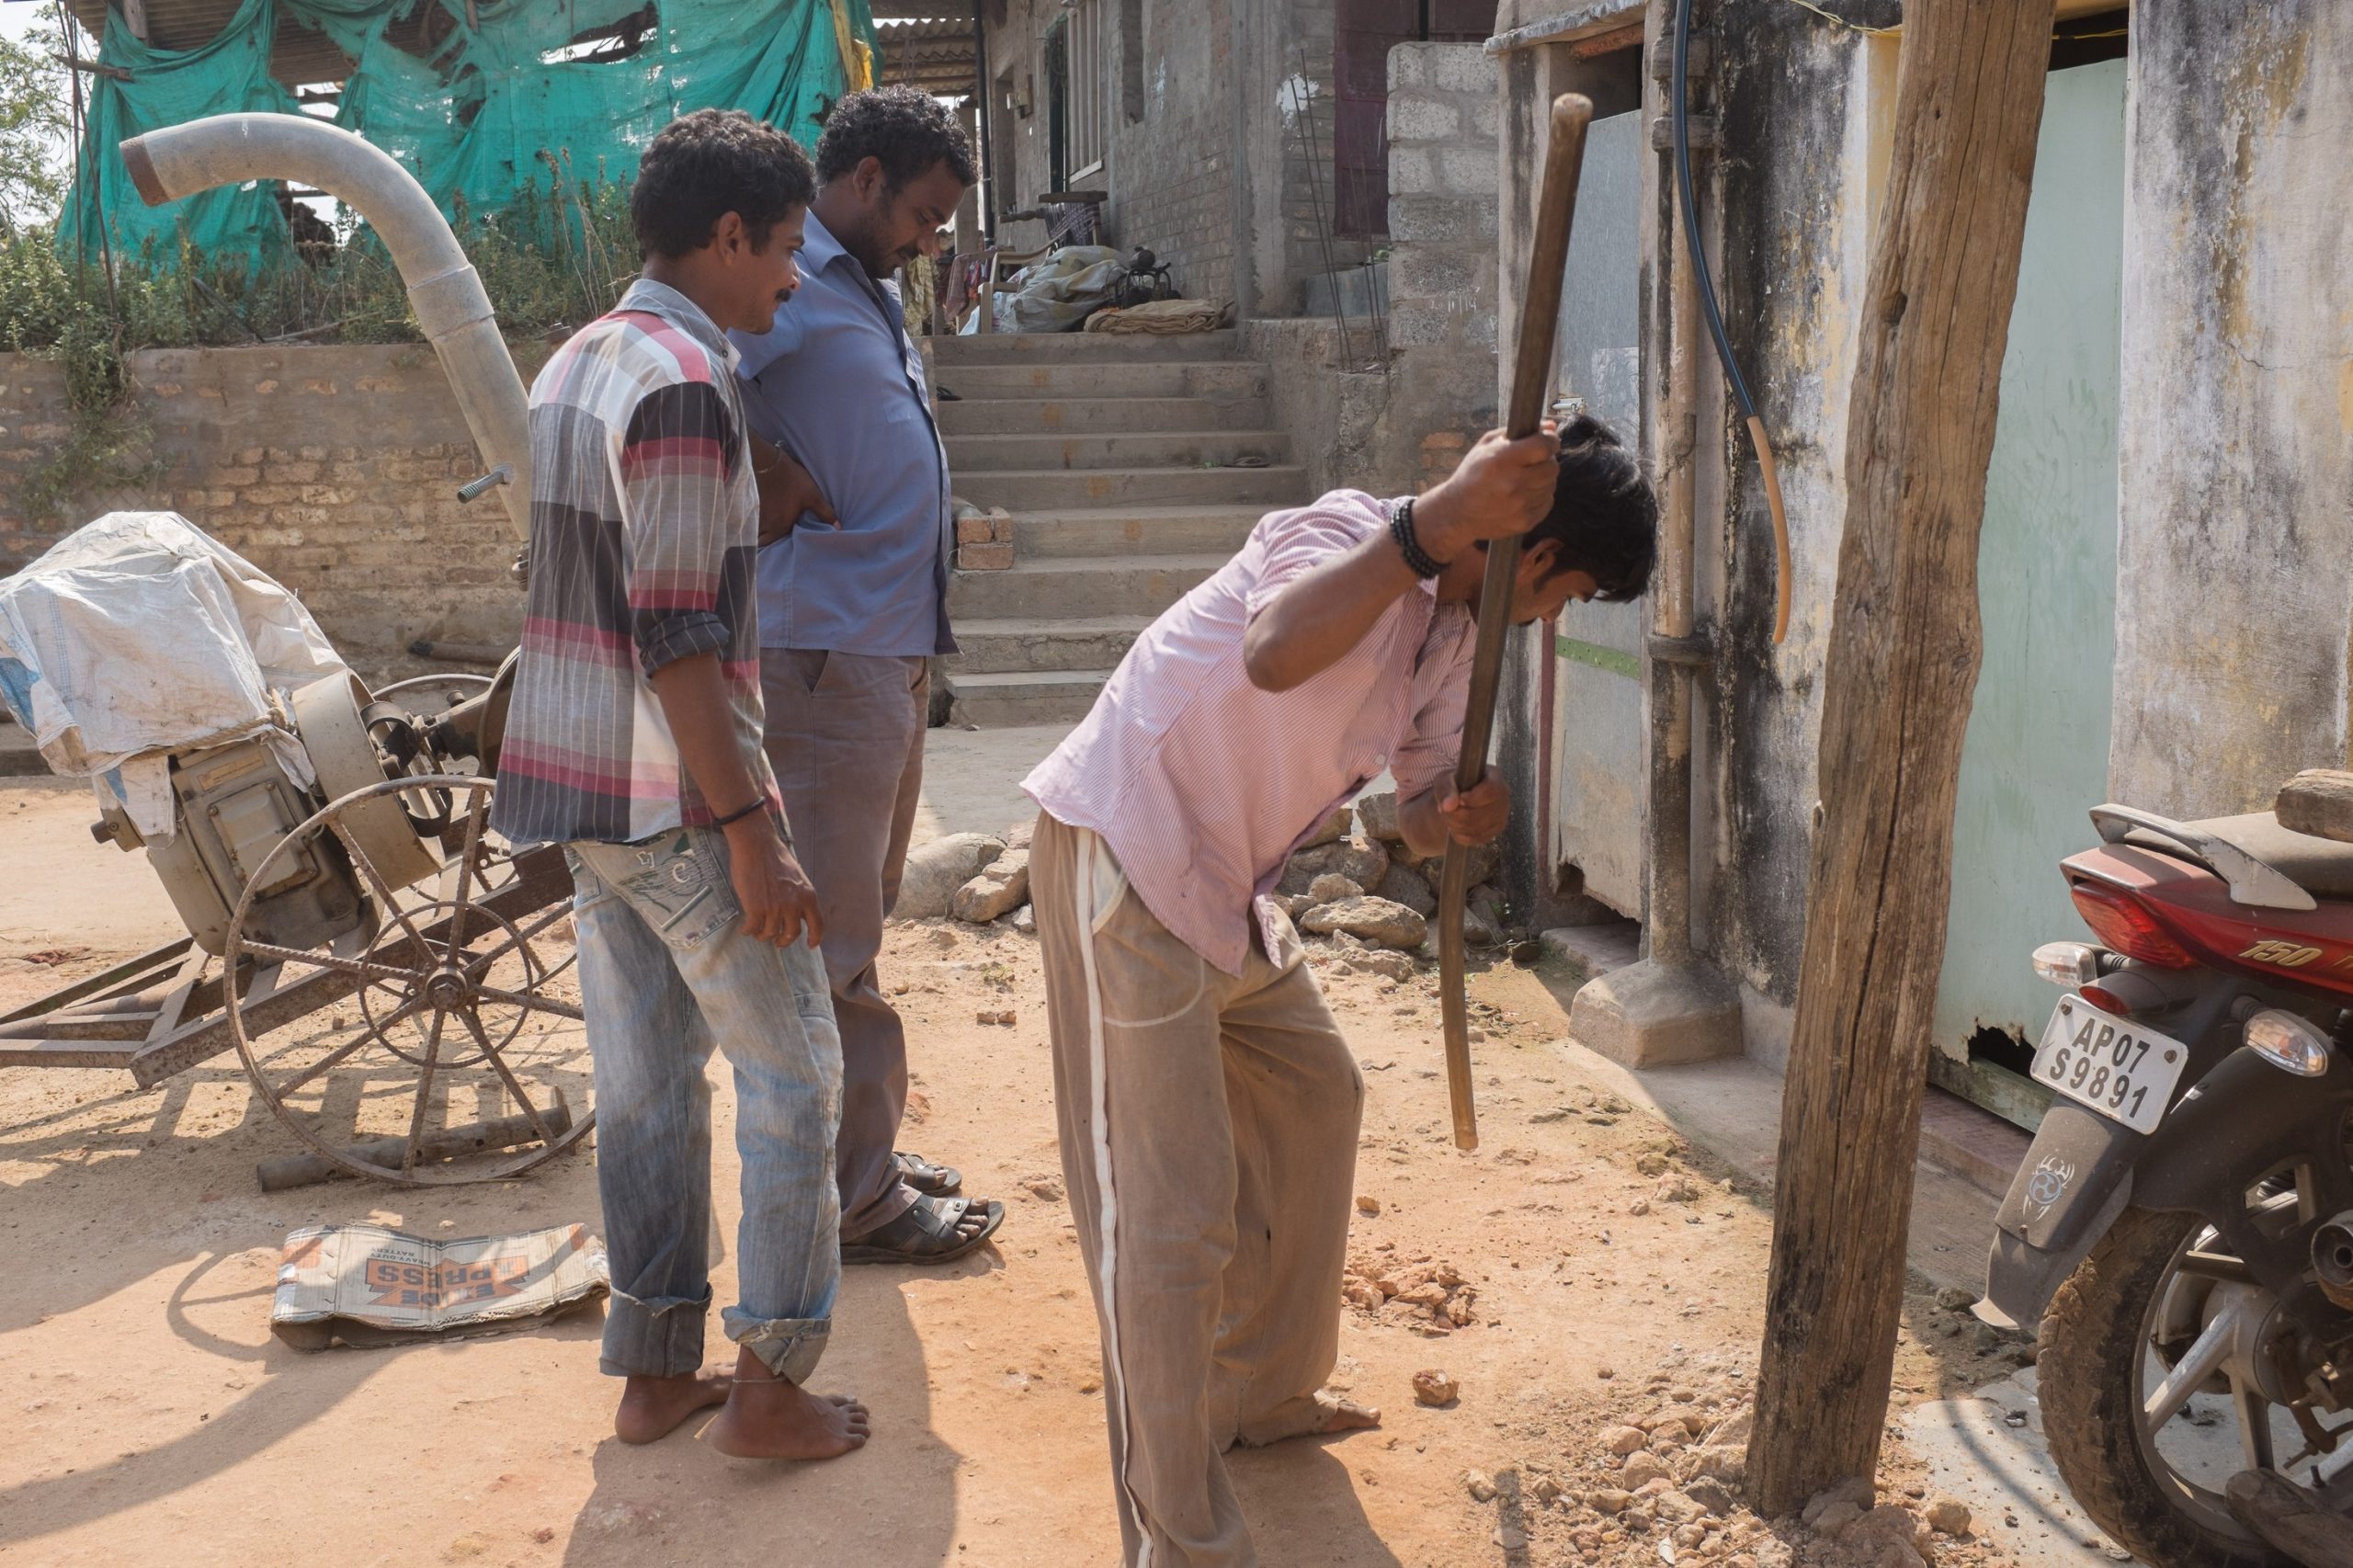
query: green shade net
[
  {"left": 60, "top": 0, "right": 878, "bottom": 269},
  {"left": 58, "top": 0, "right": 299, "bottom": 267}
]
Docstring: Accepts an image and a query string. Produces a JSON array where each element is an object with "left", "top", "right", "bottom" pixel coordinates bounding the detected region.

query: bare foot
[
  {"left": 614, "top": 1367, "right": 732, "bottom": 1444},
  {"left": 1234, "top": 1390, "right": 1382, "bottom": 1449},
  {"left": 706, "top": 1348, "right": 872, "bottom": 1460}
]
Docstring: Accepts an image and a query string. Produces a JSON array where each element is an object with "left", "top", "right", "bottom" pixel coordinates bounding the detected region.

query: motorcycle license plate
[{"left": 2029, "top": 995, "right": 2189, "bottom": 1135}]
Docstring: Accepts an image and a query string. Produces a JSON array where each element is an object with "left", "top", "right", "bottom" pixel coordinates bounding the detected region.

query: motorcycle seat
[{"left": 2129, "top": 812, "right": 2353, "bottom": 900}]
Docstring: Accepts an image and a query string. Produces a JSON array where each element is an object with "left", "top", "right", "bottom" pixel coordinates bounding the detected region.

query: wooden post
[{"left": 1746, "top": 0, "right": 2055, "bottom": 1517}]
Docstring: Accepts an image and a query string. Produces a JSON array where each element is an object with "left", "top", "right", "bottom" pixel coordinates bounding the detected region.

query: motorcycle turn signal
[
  {"left": 2031, "top": 941, "right": 2104, "bottom": 987},
  {"left": 2245, "top": 1008, "right": 2333, "bottom": 1076}
]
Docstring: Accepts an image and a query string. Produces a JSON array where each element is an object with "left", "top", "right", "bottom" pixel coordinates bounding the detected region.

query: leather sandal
[
  {"left": 894, "top": 1150, "right": 963, "bottom": 1197},
  {"left": 842, "top": 1193, "right": 1006, "bottom": 1265}
]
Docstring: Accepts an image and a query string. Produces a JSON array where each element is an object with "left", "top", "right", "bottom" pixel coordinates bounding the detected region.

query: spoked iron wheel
[{"left": 226, "top": 774, "right": 592, "bottom": 1185}]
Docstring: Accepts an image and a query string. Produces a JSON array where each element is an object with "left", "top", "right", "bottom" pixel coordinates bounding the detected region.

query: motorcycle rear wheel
[{"left": 2041, "top": 1205, "right": 2346, "bottom": 1567}]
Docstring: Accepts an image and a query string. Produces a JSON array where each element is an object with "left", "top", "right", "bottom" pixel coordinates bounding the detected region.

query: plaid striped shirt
[{"left": 491, "top": 279, "right": 779, "bottom": 848}]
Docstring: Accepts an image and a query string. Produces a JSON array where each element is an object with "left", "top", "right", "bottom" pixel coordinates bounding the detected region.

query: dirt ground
[{"left": 0, "top": 766, "right": 2030, "bottom": 1568}]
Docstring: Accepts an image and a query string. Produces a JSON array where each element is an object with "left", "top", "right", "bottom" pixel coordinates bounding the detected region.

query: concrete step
[
  {"left": 947, "top": 552, "right": 1226, "bottom": 621},
  {"left": 948, "top": 669, "right": 1114, "bottom": 727},
  {"left": 934, "top": 359, "right": 1267, "bottom": 403},
  {"left": 955, "top": 464, "right": 1307, "bottom": 512},
  {"left": 1917, "top": 1085, "right": 2031, "bottom": 1199},
  {"left": 945, "top": 615, "right": 1149, "bottom": 675},
  {"left": 931, "top": 329, "right": 1242, "bottom": 365},
  {"left": 935, "top": 394, "right": 1272, "bottom": 436},
  {"left": 944, "top": 429, "right": 1290, "bottom": 473},
  {"left": 1010, "top": 505, "right": 1265, "bottom": 560}
]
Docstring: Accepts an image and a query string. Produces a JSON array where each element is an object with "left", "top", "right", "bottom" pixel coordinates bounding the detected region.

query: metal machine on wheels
[
  {"left": 0, "top": 109, "right": 591, "bottom": 1187},
  {"left": 0, "top": 657, "right": 591, "bottom": 1187}
]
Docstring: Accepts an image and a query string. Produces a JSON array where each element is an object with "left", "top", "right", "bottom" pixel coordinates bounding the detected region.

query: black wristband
[
  {"left": 710, "top": 798, "right": 771, "bottom": 830},
  {"left": 1390, "top": 496, "right": 1445, "bottom": 579}
]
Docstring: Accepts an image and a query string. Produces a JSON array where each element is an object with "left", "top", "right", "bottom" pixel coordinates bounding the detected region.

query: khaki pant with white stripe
[{"left": 1032, "top": 812, "right": 1365, "bottom": 1568}]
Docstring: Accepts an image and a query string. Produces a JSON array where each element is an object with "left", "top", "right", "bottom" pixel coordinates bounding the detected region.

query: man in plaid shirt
[{"left": 492, "top": 109, "right": 867, "bottom": 1462}]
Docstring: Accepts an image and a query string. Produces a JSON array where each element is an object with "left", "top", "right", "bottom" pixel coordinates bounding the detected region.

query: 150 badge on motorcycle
[{"left": 2029, "top": 995, "right": 2189, "bottom": 1135}]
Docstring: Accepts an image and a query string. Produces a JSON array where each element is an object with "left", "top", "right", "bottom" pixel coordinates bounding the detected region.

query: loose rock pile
[
  {"left": 912, "top": 791, "right": 1518, "bottom": 951},
  {"left": 1340, "top": 1253, "right": 1478, "bottom": 1333},
  {"left": 1445, "top": 1357, "right": 1994, "bottom": 1568}
]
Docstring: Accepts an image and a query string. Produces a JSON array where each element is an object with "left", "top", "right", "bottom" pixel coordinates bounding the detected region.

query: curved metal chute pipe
[{"left": 119, "top": 114, "right": 532, "bottom": 541}]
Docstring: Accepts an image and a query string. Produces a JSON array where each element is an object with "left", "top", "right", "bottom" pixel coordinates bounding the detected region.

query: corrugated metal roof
[
  {"left": 31, "top": 0, "right": 974, "bottom": 94},
  {"left": 52, "top": 0, "right": 357, "bottom": 83}
]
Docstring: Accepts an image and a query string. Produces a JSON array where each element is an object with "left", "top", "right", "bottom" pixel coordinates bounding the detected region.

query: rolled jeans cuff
[
  {"left": 724, "top": 1308, "right": 831, "bottom": 1384},
  {"left": 600, "top": 1285, "right": 710, "bottom": 1379}
]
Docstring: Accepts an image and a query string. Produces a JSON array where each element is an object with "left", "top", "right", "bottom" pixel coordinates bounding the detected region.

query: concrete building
[
  {"left": 972, "top": 0, "right": 1494, "bottom": 319},
  {"left": 926, "top": 0, "right": 1517, "bottom": 723},
  {"left": 1495, "top": 0, "right": 2353, "bottom": 1134}
]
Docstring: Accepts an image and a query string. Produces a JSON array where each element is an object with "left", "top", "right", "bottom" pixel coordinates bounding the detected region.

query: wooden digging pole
[{"left": 1745, "top": 0, "right": 2056, "bottom": 1517}]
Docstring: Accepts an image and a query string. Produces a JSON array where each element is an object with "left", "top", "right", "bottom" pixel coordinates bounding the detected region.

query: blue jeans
[{"left": 567, "top": 828, "right": 843, "bottom": 1383}]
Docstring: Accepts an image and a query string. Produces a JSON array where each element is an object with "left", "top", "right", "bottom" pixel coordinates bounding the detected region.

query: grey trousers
[
  {"left": 1032, "top": 812, "right": 1366, "bottom": 1568},
  {"left": 759, "top": 648, "right": 929, "bottom": 1239}
]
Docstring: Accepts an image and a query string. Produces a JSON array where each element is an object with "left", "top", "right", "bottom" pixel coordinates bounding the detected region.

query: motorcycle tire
[{"left": 2040, "top": 1205, "right": 2290, "bottom": 1568}]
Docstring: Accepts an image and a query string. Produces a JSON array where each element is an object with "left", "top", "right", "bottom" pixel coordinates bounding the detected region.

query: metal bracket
[
  {"left": 1653, "top": 113, "right": 1716, "bottom": 152},
  {"left": 1646, "top": 632, "right": 1714, "bottom": 669}
]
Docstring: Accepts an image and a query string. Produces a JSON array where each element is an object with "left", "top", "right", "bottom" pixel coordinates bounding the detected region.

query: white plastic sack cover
[
  {"left": 964, "top": 244, "right": 1126, "bottom": 335},
  {"left": 0, "top": 512, "right": 344, "bottom": 824}
]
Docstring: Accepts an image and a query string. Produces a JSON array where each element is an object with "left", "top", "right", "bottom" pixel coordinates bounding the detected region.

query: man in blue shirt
[{"left": 732, "top": 86, "right": 1005, "bottom": 1264}]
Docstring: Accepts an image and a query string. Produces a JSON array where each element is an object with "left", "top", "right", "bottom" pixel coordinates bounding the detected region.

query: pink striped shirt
[{"left": 1023, "top": 490, "right": 1475, "bottom": 976}]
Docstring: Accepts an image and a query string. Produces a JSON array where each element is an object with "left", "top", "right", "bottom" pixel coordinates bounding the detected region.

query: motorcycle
[{"left": 1983, "top": 783, "right": 2353, "bottom": 1564}]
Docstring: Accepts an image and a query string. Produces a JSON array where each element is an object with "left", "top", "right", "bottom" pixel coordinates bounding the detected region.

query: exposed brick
[
  {"left": 956, "top": 515, "right": 995, "bottom": 544},
  {"left": 0, "top": 343, "right": 518, "bottom": 657},
  {"left": 957, "top": 540, "right": 1015, "bottom": 571}
]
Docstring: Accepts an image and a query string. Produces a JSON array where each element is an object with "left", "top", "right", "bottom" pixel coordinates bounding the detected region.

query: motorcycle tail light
[
  {"left": 2078, "top": 983, "right": 2133, "bottom": 1015},
  {"left": 2032, "top": 941, "right": 2103, "bottom": 987},
  {"left": 2070, "top": 881, "right": 2196, "bottom": 970},
  {"left": 2246, "top": 1009, "right": 2332, "bottom": 1076}
]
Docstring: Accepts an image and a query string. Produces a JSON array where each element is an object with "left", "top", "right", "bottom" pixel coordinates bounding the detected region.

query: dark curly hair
[
  {"left": 1528, "top": 415, "right": 1658, "bottom": 602},
  {"left": 631, "top": 108, "right": 816, "bottom": 260},
  {"left": 814, "top": 85, "right": 978, "bottom": 189}
]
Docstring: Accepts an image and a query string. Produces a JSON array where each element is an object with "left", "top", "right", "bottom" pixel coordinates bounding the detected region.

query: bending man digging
[{"left": 1022, "top": 417, "right": 1659, "bottom": 1564}]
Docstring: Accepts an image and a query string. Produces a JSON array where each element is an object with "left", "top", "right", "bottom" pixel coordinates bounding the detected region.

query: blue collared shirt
[{"left": 729, "top": 210, "right": 956, "bottom": 657}]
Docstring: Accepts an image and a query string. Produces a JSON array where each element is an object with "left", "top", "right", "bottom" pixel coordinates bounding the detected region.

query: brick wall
[
  {"left": 0, "top": 343, "right": 547, "bottom": 660},
  {"left": 1383, "top": 42, "right": 1502, "bottom": 488}
]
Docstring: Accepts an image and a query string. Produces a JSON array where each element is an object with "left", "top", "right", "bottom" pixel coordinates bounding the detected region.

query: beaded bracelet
[{"left": 1390, "top": 495, "right": 1445, "bottom": 579}]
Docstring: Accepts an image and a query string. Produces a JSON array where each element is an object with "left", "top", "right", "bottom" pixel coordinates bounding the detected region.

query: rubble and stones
[
  {"left": 895, "top": 833, "right": 1007, "bottom": 919},
  {"left": 1411, "top": 1369, "right": 1459, "bottom": 1407},
  {"left": 1300, "top": 897, "right": 1427, "bottom": 950},
  {"left": 950, "top": 847, "right": 1031, "bottom": 923}
]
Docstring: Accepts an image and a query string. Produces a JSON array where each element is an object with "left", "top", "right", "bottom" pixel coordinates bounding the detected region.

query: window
[{"left": 1063, "top": 0, "right": 1107, "bottom": 182}]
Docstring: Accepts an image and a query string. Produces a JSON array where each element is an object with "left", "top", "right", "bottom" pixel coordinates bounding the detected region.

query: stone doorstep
[
  {"left": 1915, "top": 1085, "right": 2031, "bottom": 1201},
  {"left": 1539, "top": 920, "right": 1642, "bottom": 988}
]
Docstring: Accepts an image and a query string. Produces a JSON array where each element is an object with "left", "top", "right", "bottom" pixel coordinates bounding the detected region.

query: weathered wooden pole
[{"left": 1745, "top": 0, "right": 2055, "bottom": 1517}]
